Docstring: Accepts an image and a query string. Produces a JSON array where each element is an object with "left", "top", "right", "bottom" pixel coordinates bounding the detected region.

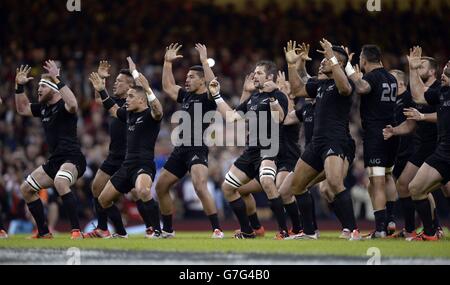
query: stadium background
[{"left": 0, "top": 0, "right": 449, "bottom": 234}]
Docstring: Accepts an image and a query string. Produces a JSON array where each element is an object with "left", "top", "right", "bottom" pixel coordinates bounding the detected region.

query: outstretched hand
[
  {"left": 15, "top": 65, "right": 34, "bottom": 85},
  {"left": 165, "top": 43, "right": 183, "bottom": 63}
]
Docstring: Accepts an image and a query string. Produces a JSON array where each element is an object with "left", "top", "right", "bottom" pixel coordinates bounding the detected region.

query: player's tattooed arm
[
  {"left": 317, "top": 39, "right": 352, "bottom": 96},
  {"left": 382, "top": 120, "right": 416, "bottom": 140},
  {"left": 285, "top": 40, "right": 308, "bottom": 97},
  {"left": 404, "top": 108, "right": 437, "bottom": 123},
  {"left": 208, "top": 79, "right": 244, "bottom": 122},
  {"left": 349, "top": 64, "right": 371, "bottom": 95},
  {"left": 241, "top": 72, "right": 255, "bottom": 103},
  {"left": 408, "top": 46, "right": 428, "bottom": 105},
  {"left": 195, "top": 43, "right": 215, "bottom": 83},
  {"left": 14, "top": 65, "right": 34, "bottom": 116},
  {"left": 89, "top": 72, "right": 120, "bottom": 118},
  {"left": 162, "top": 43, "right": 183, "bottom": 101},
  {"left": 297, "top": 42, "right": 312, "bottom": 82}
]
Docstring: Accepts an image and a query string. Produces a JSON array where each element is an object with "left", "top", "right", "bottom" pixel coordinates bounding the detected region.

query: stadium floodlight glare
[{"left": 207, "top": 58, "right": 215, "bottom": 67}]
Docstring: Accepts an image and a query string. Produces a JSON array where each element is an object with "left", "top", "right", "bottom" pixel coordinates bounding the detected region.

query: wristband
[
  {"left": 212, "top": 93, "right": 224, "bottom": 103},
  {"left": 269, "top": 99, "right": 279, "bottom": 105},
  {"left": 15, "top": 84, "right": 25, "bottom": 94},
  {"left": 146, "top": 92, "right": 157, "bottom": 103},
  {"left": 99, "top": 89, "right": 109, "bottom": 100},
  {"left": 102, "top": 96, "right": 115, "bottom": 110},
  {"left": 330, "top": 56, "right": 339, "bottom": 66},
  {"left": 132, "top": 70, "right": 140, "bottom": 80},
  {"left": 345, "top": 62, "right": 355, "bottom": 76},
  {"left": 56, "top": 80, "right": 66, "bottom": 90}
]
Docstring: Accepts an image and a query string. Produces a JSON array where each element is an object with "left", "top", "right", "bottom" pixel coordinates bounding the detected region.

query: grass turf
[{"left": 1, "top": 231, "right": 450, "bottom": 259}]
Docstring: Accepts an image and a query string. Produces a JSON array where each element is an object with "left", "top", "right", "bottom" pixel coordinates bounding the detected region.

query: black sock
[
  {"left": 143, "top": 199, "right": 161, "bottom": 232},
  {"left": 433, "top": 208, "right": 441, "bottom": 230},
  {"left": 136, "top": 199, "right": 151, "bottom": 229},
  {"left": 94, "top": 198, "right": 108, "bottom": 231},
  {"left": 386, "top": 201, "right": 395, "bottom": 224},
  {"left": 414, "top": 198, "right": 435, "bottom": 236},
  {"left": 295, "top": 192, "right": 315, "bottom": 235},
  {"left": 61, "top": 192, "right": 80, "bottom": 230},
  {"left": 0, "top": 212, "right": 4, "bottom": 231},
  {"left": 269, "top": 197, "right": 288, "bottom": 232},
  {"left": 399, "top": 197, "right": 416, "bottom": 233},
  {"left": 248, "top": 213, "right": 262, "bottom": 230},
  {"left": 27, "top": 199, "right": 49, "bottom": 235},
  {"left": 310, "top": 192, "right": 318, "bottom": 231},
  {"left": 105, "top": 204, "right": 127, "bottom": 235},
  {"left": 162, "top": 214, "right": 173, "bottom": 233},
  {"left": 333, "top": 190, "right": 357, "bottom": 231},
  {"left": 374, "top": 209, "right": 387, "bottom": 232},
  {"left": 330, "top": 200, "right": 346, "bottom": 229},
  {"left": 229, "top": 198, "right": 253, "bottom": 234},
  {"left": 208, "top": 214, "right": 221, "bottom": 231},
  {"left": 284, "top": 202, "right": 302, "bottom": 233}
]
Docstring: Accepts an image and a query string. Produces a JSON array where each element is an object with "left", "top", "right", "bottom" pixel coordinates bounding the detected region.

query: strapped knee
[
  {"left": 224, "top": 171, "right": 243, "bottom": 189},
  {"left": 367, "top": 167, "right": 386, "bottom": 178},
  {"left": 55, "top": 170, "right": 76, "bottom": 185},
  {"left": 26, "top": 175, "right": 42, "bottom": 192},
  {"left": 259, "top": 167, "right": 276, "bottom": 181}
]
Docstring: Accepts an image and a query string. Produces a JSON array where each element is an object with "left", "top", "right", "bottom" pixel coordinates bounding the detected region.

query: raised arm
[
  {"left": 297, "top": 42, "right": 312, "bottom": 82},
  {"left": 317, "top": 39, "right": 352, "bottom": 96},
  {"left": 285, "top": 41, "right": 308, "bottom": 98},
  {"left": 283, "top": 110, "right": 300, "bottom": 125},
  {"left": 162, "top": 43, "right": 183, "bottom": 101},
  {"left": 208, "top": 79, "right": 243, "bottom": 123},
  {"left": 94, "top": 60, "right": 112, "bottom": 104},
  {"left": 89, "top": 72, "right": 119, "bottom": 118},
  {"left": 127, "top": 57, "right": 163, "bottom": 120},
  {"left": 43, "top": 60, "right": 78, "bottom": 113},
  {"left": 195, "top": 44, "right": 215, "bottom": 82},
  {"left": 407, "top": 46, "right": 428, "bottom": 105},
  {"left": 14, "top": 65, "right": 34, "bottom": 116}
]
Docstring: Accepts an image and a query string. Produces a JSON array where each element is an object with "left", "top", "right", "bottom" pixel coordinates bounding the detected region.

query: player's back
[{"left": 360, "top": 67, "right": 398, "bottom": 129}]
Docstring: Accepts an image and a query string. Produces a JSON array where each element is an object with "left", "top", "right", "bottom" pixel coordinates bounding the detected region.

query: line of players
[{"left": 1, "top": 40, "right": 449, "bottom": 241}]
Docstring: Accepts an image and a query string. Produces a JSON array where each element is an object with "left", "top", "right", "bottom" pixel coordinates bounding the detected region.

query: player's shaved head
[
  {"left": 361, "top": 45, "right": 382, "bottom": 63},
  {"left": 189, "top": 65, "right": 205, "bottom": 79},
  {"left": 390, "top": 69, "right": 408, "bottom": 85}
]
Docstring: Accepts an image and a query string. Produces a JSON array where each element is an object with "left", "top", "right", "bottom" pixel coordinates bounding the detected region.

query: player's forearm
[
  {"left": 149, "top": 98, "right": 163, "bottom": 121},
  {"left": 58, "top": 86, "right": 78, "bottom": 113},
  {"left": 288, "top": 65, "right": 306, "bottom": 97},
  {"left": 98, "top": 89, "right": 119, "bottom": 117},
  {"left": 270, "top": 101, "right": 285, "bottom": 123},
  {"left": 422, "top": 112, "right": 437, "bottom": 123},
  {"left": 297, "top": 60, "right": 310, "bottom": 82},
  {"left": 201, "top": 59, "right": 215, "bottom": 83},
  {"left": 393, "top": 120, "right": 416, "bottom": 135},
  {"left": 283, "top": 110, "right": 300, "bottom": 125},
  {"left": 162, "top": 61, "right": 176, "bottom": 92},
  {"left": 332, "top": 65, "right": 352, "bottom": 96},
  {"left": 15, "top": 93, "right": 30, "bottom": 115},
  {"left": 240, "top": 90, "right": 252, "bottom": 104},
  {"left": 409, "top": 69, "right": 428, "bottom": 105},
  {"left": 349, "top": 74, "right": 371, "bottom": 95}
]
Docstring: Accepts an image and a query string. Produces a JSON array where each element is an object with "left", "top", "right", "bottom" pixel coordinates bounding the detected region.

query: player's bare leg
[
  {"left": 155, "top": 168, "right": 179, "bottom": 234},
  {"left": 191, "top": 164, "right": 223, "bottom": 238},
  {"left": 20, "top": 166, "right": 54, "bottom": 239}
]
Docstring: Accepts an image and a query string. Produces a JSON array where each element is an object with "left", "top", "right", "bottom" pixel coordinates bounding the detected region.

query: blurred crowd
[{"left": 1, "top": 0, "right": 449, "bottom": 233}]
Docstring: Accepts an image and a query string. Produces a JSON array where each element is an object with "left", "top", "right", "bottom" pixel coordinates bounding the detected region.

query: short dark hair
[
  {"left": 361, "top": 45, "right": 382, "bottom": 63},
  {"left": 421, "top": 57, "right": 438, "bottom": 72},
  {"left": 119, "top": 69, "right": 133, "bottom": 77},
  {"left": 131, "top": 85, "right": 147, "bottom": 99},
  {"left": 189, "top": 65, "right": 205, "bottom": 78},
  {"left": 332, "top": 46, "right": 349, "bottom": 66},
  {"left": 256, "top": 60, "right": 277, "bottom": 81}
]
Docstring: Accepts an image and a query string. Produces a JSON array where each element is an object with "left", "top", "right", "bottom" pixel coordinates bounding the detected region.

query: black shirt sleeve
[
  {"left": 236, "top": 99, "right": 248, "bottom": 113},
  {"left": 30, "top": 103, "right": 42, "bottom": 117},
  {"left": 305, "top": 78, "right": 319, "bottom": 98},
  {"left": 295, "top": 106, "right": 305, "bottom": 122},
  {"left": 362, "top": 72, "right": 376, "bottom": 90},
  {"left": 116, "top": 107, "right": 128, "bottom": 123},
  {"left": 273, "top": 91, "right": 289, "bottom": 116},
  {"left": 177, "top": 88, "right": 187, "bottom": 103},
  {"left": 424, "top": 87, "right": 441, "bottom": 106}
]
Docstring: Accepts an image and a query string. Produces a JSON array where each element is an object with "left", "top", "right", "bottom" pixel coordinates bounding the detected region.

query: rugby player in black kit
[
  {"left": 210, "top": 61, "right": 290, "bottom": 239},
  {"left": 156, "top": 43, "right": 223, "bottom": 238},
  {"left": 405, "top": 49, "right": 450, "bottom": 241},
  {"left": 348, "top": 45, "right": 399, "bottom": 238},
  {"left": 84, "top": 59, "right": 162, "bottom": 238},
  {"left": 88, "top": 68, "right": 163, "bottom": 238},
  {"left": 14, "top": 61, "right": 86, "bottom": 239},
  {"left": 287, "top": 39, "right": 360, "bottom": 240}
]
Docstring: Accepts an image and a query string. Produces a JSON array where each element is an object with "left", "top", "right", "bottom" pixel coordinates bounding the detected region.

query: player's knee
[
  {"left": 20, "top": 181, "right": 34, "bottom": 198},
  {"left": 155, "top": 180, "right": 168, "bottom": 196},
  {"left": 408, "top": 181, "right": 424, "bottom": 198},
  {"left": 326, "top": 178, "right": 343, "bottom": 193},
  {"left": 280, "top": 189, "right": 293, "bottom": 204},
  {"left": 91, "top": 179, "right": 103, "bottom": 197},
  {"left": 98, "top": 194, "right": 112, "bottom": 209},
  {"left": 136, "top": 187, "right": 152, "bottom": 200},
  {"left": 192, "top": 178, "right": 207, "bottom": 193}
]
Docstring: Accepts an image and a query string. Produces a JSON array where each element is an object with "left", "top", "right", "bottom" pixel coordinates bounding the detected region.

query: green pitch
[{"left": 1, "top": 231, "right": 450, "bottom": 259}]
